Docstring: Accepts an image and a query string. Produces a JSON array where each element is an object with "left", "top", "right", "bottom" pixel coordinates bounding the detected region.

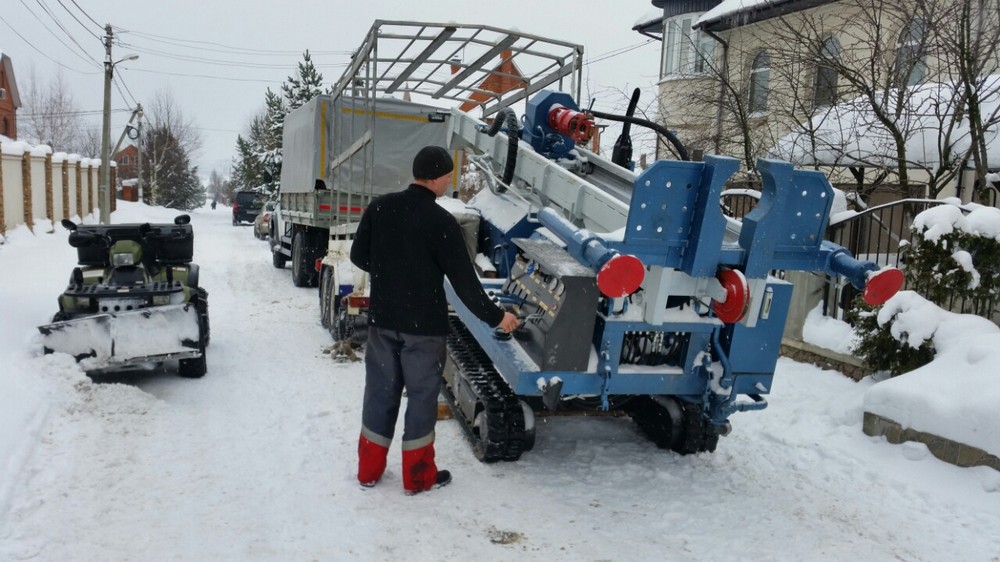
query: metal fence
[{"left": 720, "top": 190, "right": 999, "bottom": 324}]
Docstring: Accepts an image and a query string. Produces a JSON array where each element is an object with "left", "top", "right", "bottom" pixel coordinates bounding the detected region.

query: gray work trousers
[{"left": 361, "top": 326, "right": 447, "bottom": 445}]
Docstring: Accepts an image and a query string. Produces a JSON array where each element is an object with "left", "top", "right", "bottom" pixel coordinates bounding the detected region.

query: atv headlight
[
  {"left": 153, "top": 295, "right": 171, "bottom": 305},
  {"left": 112, "top": 253, "right": 135, "bottom": 266}
]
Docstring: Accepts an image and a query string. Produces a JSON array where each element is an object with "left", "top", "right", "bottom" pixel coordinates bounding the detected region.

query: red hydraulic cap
[
  {"left": 548, "top": 106, "right": 596, "bottom": 144},
  {"left": 596, "top": 254, "right": 645, "bottom": 298},
  {"left": 863, "top": 267, "right": 904, "bottom": 305},
  {"left": 712, "top": 268, "right": 751, "bottom": 324}
]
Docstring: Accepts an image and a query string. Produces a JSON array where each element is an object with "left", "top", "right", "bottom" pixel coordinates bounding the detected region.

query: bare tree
[
  {"left": 141, "top": 90, "right": 202, "bottom": 207},
  {"left": 923, "top": 0, "right": 1000, "bottom": 198},
  {"left": 20, "top": 67, "right": 86, "bottom": 152}
]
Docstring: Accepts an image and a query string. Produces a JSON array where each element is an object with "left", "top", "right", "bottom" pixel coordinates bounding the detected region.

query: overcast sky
[{"left": 1, "top": 1, "right": 662, "bottom": 181}]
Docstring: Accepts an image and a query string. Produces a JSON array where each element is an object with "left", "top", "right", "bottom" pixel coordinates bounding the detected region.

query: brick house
[
  {"left": 114, "top": 144, "right": 139, "bottom": 179},
  {"left": 0, "top": 51, "right": 21, "bottom": 140}
]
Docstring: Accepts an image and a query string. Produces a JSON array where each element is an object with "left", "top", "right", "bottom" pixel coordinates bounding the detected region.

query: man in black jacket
[{"left": 350, "top": 145, "right": 519, "bottom": 494}]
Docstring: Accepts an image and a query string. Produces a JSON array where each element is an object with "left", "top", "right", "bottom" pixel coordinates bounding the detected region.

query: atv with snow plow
[{"left": 38, "top": 215, "right": 210, "bottom": 377}]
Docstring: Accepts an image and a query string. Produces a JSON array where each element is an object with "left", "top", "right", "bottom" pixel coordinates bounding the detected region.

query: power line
[
  {"left": 0, "top": 13, "right": 99, "bottom": 74},
  {"left": 117, "top": 28, "right": 351, "bottom": 56},
  {"left": 55, "top": 0, "right": 101, "bottom": 40},
  {"left": 128, "top": 67, "right": 294, "bottom": 84},
  {"left": 66, "top": 0, "right": 102, "bottom": 30},
  {"left": 585, "top": 39, "right": 656, "bottom": 66},
  {"left": 117, "top": 42, "right": 347, "bottom": 70},
  {"left": 115, "top": 73, "right": 140, "bottom": 107},
  {"left": 32, "top": 0, "right": 101, "bottom": 66},
  {"left": 16, "top": 0, "right": 98, "bottom": 67}
]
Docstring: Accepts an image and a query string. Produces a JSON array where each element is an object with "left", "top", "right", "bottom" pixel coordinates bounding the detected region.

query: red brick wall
[{"left": 0, "top": 66, "right": 16, "bottom": 140}]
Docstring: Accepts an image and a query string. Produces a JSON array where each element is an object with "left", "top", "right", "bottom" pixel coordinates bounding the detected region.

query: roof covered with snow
[
  {"left": 770, "top": 76, "right": 1000, "bottom": 170},
  {"left": 697, "top": 0, "right": 835, "bottom": 31}
]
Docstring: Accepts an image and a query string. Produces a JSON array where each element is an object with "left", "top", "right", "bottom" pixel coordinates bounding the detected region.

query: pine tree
[
  {"left": 232, "top": 134, "right": 268, "bottom": 193},
  {"left": 141, "top": 125, "right": 205, "bottom": 211},
  {"left": 282, "top": 50, "right": 327, "bottom": 111},
  {"left": 232, "top": 50, "right": 329, "bottom": 195}
]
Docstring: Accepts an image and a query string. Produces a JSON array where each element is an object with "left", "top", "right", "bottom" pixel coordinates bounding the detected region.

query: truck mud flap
[{"left": 38, "top": 304, "right": 201, "bottom": 370}]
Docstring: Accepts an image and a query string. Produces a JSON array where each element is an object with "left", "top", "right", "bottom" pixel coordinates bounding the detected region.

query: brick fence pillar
[
  {"left": 61, "top": 160, "right": 70, "bottom": 220},
  {"left": 111, "top": 166, "right": 117, "bottom": 213},
  {"left": 75, "top": 162, "right": 82, "bottom": 219},
  {"left": 45, "top": 153, "right": 54, "bottom": 224},
  {"left": 22, "top": 153, "right": 32, "bottom": 230}
]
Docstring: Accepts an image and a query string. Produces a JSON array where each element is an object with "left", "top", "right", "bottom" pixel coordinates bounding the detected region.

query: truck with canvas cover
[{"left": 271, "top": 90, "right": 451, "bottom": 287}]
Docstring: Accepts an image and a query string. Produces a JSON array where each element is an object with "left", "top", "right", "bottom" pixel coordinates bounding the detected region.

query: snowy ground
[{"left": 1, "top": 202, "right": 999, "bottom": 561}]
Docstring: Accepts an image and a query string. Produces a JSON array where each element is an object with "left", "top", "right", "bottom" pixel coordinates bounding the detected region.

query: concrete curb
[
  {"left": 863, "top": 412, "right": 1000, "bottom": 472},
  {"left": 780, "top": 338, "right": 998, "bottom": 473}
]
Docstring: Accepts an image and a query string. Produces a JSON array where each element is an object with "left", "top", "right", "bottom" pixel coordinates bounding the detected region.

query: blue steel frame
[{"left": 445, "top": 91, "right": 891, "bottom": 428}]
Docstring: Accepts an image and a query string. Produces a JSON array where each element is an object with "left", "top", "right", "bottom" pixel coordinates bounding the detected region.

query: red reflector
[
  {"left": 338, "top": 206, "right": 366, "bottom": 213},
  {"left": 712, "top": 269, "right": 751, "bottom": 324},
  {"left": 346, "top": 295, "right": 370, "bottom": 309},
  {"left": 596, "top": 254, "right": 645, "bottom": 298},
  {"left": 314, "top": 258, "right": 323, "bottom": 272},
  {"left": 319, "top": 204, "right": 332, "bottom": 211},
  {"left": 864, "top": 267, "right": 904, "bottom": 305}
]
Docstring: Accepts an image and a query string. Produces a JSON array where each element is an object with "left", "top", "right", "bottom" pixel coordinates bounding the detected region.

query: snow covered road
[{"left": 1, "top": 202, "right": 998, "bottom": 561}]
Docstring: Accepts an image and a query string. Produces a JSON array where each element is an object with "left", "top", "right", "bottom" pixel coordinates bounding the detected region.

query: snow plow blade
[{"left": 38, "top": 304, "right": 201, "bottom": 370}]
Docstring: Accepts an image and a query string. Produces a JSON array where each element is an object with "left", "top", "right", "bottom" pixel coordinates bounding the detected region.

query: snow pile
[
  {"left": 913, "top": 202, "right": 1000, "bottom": 242},
  {"left": 864, "top": 291, "right": 1000, "bottom": 456},
  {"left": 802, "top": 301, "right": 859, "bottom": 354}
]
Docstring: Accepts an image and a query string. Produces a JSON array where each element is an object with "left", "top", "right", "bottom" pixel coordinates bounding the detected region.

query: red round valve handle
[
  {"left": 712, "top": 269, "right": 751, "bottom": 324},
  {"left": 863, "top": 267, "right": 904, "bottom": 306},
  {"left": 596, "top": 254, "right": 645, "bottom": 298}
]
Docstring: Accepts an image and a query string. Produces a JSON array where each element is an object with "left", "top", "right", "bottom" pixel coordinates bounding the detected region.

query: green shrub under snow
[{"left": 851, "top": 203, "right": 1000, "bottom": 375}]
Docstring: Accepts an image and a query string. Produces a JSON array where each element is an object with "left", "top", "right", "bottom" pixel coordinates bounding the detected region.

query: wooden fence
[{"left": 0, "top": 142, "right": 116, "bottom": 235}]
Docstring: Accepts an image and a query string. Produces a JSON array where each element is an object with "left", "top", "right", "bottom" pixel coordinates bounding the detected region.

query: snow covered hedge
[{"left": 852, "top": 202, "right": 1000, "bottom": 375}]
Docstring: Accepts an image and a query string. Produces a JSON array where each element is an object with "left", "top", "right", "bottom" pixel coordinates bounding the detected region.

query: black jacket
[{"left": 350, "top": 184, "right": 504, "bottom": 336}]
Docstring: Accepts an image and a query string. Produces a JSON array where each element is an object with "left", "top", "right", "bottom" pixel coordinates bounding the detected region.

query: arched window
[
  {"left": 749, "top": 51, "right": 770, "bottom": 114},
  {"left": 813, "top": 37, "right": 841, "bottom": 108},
  {"left": 893, "top": 18, "right": 927, "bottom": 87}
]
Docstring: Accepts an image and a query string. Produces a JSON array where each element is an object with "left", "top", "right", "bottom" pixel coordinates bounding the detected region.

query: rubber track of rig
[{"left": 444, "top": 316, "right": 527, "bottom": 463}]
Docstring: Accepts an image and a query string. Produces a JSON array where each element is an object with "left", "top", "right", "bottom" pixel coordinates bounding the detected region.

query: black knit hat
[{"left": 412, "top": 146, "right": 454, "bottom": 180}]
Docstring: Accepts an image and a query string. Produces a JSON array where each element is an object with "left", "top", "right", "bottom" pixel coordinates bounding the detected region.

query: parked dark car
[{"left": 233, "top": 191, "right": 264, "bottom": 225}]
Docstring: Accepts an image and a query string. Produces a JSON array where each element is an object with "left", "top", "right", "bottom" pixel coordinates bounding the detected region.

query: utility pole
[
  {"left": 137, "top": 115, "right": 143, "bottom": 202},
  {"left": 99, "top": 24, "right": 113, "bottom": 224}
]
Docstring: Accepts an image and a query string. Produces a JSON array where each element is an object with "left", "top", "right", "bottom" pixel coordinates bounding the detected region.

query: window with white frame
[
  {"left": 749, "top": 51, "right": 770, "bottom": 114},
  {"left": 661, "top": 15, "right": 716, "bottom": 77},
  {"left": 813, "top": 37, "right": 842, "bottom": 108},
  {"left": 893, "top": 18, "right": 927, "bottom": 87}
]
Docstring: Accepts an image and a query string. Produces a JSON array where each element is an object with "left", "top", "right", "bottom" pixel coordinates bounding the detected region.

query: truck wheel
[
  {"left": 272, "top": 245, "right": 287, "bottom": 269},
  {"left": 291, "top": 230, "right": 316, "bottom": 287}
]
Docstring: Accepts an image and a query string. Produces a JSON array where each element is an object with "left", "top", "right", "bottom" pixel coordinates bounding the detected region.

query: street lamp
[{"left": 99, "top": 44, "right": 139, "bottom": 224}]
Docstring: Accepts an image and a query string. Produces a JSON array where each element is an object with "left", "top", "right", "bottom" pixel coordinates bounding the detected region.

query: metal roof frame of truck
[{"left": 332, "top": 20, "right": 584, "bottom": 118}]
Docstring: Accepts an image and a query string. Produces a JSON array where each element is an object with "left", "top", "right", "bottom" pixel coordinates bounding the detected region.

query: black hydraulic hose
[
  {"left": 486, "top": 107, "right": 520, "bottom": 187},
  {"left": 588, "top": 109, "right": 690, "bottom": 162}
]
